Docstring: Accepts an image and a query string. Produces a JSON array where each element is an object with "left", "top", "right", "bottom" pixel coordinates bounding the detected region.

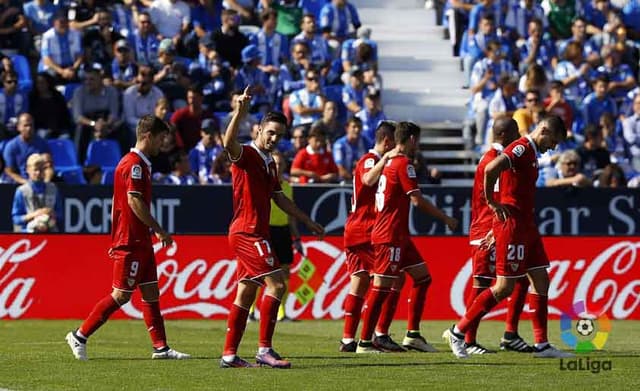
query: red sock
[
  {"left": 222, "top": 304, "right": 249, "bottom": 356},
  {"left": 456, "top": 289, "right": 499, "bottom": 333},
  {"left": 343, "top": 293, "right": 365, "bottom": 339},
  {"left": 464, "top": 286, "right": 487, "bottom": 344},
  {"left": 79, "top": 294, "right": 121, "bottom": 337},
  {"left": 505, "top": 278, "right": 529, "bottom": 334},
  {"left": 142, "top": 300, "right": 167, "bottom": 349},
  {"left": 259, "top": 294, "right": 280, "bottom": 348},
  {"left": 375, "top": 289, "right": 399, "bottom": 335},
  {"left": 359, "top": 286, "right": 390, "bottom": 341},
  {"left": 407, "top": 278, "right": 431, "bottom": 331},
  {"left": 529, "top": 293, "right": 548, "bottom": 344}
]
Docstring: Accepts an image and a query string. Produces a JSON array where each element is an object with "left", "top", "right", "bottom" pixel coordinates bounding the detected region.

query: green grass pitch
[{"left": 1, "top": 320, "right": 639, "bottom": 390}]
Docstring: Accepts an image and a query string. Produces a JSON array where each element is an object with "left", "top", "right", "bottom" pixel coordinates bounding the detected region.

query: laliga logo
[{"left": 560, "top": 300, "right": 611, "bottom": 353}]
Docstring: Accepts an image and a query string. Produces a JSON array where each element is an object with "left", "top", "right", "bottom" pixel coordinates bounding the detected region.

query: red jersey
[
  {"left": 469, "top": 144, "right": 502, "bottom": 243},
  {"left": 291, "top": 145, "right": 338, "bottom": 184},
  {"left": 229, "top": 144, "right": 282, "bottom": 238},
  {"left": 500, "top": 136, "right": 540, "bottom": 218},
  {"left": 371, "top": 155, "right": 420, "bottom": 245},
  {"left": 344, "top": 150, "right": 380, "bottom": 247},
  {"left": 111, "top": 149, "right": 153, "bottom": 248}
]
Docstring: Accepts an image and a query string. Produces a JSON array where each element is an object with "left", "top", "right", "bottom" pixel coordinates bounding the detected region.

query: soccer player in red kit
[
  {"left": 65, "top": 115, "right": 190, "bottom": 361},
  {"left": 356, "top": 121, "right": 458, "bottom": 353},
  {"left": 340, "top": 121, "right": 406, "bottom": 353},
  {"left": 465, "top": 118, "right": 533, "bottom": 355},
  {"left": 444, "top": 115, "right": 574, "bottom": 359},
  {"left": 220, "top": 87, "right": 324, "bottom": 368}
]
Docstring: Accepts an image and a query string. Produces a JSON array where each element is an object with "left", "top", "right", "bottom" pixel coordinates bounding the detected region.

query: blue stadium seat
[
  {"left": 11, "top": 54, "right": 33, "bottom": 93},
  {"left": 48, "top": 139, "right": 79, "bottom": 170},
  {"left": 101, "top": 167, "right": 115, "bottom": 185},
  {"left": 60, "top": 167, "right": 87, "bottom": 184},
  {"left": 85, "top": 139, "right": 122, "bottom": 169}
]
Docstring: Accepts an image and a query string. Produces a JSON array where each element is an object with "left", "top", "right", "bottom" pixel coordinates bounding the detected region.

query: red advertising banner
[{"left": 0, "top": 235, "right": 639, "bottom": 320}]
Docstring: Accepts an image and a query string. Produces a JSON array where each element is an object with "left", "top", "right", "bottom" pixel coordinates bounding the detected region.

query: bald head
[{"left": 492, "top": 118, "right": 519, "bottom": 147}]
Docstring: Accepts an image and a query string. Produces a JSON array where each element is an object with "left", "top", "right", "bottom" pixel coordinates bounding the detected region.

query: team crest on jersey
[
  {"left": 390, "top": 264, "right": 397, "bottom": 272},
  {"left": 407, "top": 164, "right": 417, "bottom": 178},
  {"left": 513, "top": 145, "right": 526, "bottom": 157},
  {"left": 364, "top": 158, "right": 375, "bottom": 169},
  {"left": 127, "top": 278, "right": 135, "bottom": 287},
  {"left": 131, "top": 164, "right": 142, "bottom": 180},
  {"left": 509, "top": 263, "right": 519, "bottom": 272},
  {"left": 266, "top": 257, "right": 275, "bottom": 267}
]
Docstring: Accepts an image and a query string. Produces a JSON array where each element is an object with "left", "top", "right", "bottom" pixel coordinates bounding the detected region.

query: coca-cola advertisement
[{"left": 0, "top": 235, "right": 638, "bottom": 320}]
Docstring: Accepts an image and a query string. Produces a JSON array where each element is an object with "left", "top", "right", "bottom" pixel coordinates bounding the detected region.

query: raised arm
[
  {"left": 222, "top": 86, "right": 251, "bottom": 161},
  {"left": 362, "top": 146, "right": 400, "bottom": 186}
]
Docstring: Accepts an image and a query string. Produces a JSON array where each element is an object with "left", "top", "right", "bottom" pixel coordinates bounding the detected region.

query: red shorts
[
  {"left": 345, "top": 243, "right": 375, "bottom": 275},
  {"left": 229, "top": 233, "right": 280, "bottom": 285},
  {"left": 111, "top": 245, "right": 157, "bottom": 292},
  {"left": 471, "top": 244, "right": 496, "bottom": 279},
  {"left": 493, "top": 216, "right": 549, "bottom": 278},
  {"left": 372, "top": 240, "right": 424, "bottom": 278}
]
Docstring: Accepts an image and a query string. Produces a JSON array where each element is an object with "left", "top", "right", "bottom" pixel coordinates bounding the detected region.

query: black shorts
[{"left": 269, "top": 225, "right": 293, "bottom": 265}]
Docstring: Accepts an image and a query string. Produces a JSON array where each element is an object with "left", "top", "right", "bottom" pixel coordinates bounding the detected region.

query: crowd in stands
[
  {"left": 1, "top": 0, "right": 412, "bottom": 188},
  {"left": 443, "top": 0, "right": 640, "bottom": 187}
]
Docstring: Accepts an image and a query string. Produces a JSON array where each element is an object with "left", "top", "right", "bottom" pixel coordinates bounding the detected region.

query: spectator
[
  {"left": 293, "top": 13, "right": 331, "bottom": 72},
  {"left": 319, "top": 0, "right": 361, "bottom": 42},
  {"left": 596, "top": 163, "right": 627, "bottom": 188},
  {"left": 28, "top": 72, "right": 73, "bottom": 139},
  {"left": 224, "top": 0, "right": 258, "bottom": 25},
  {"left": 68, "top": 0, "right": 100, "bottom": 31},
  {"left": 82, "top": 163, "right": 103, "bottom": 184},
  {"left": 518, "top": 63, "right": 549, "bottom": 97},
  {"left": 262, "top": 0, "right": 304, "bottom": 39},
  {"left": 487, "top": 75, "right": 520, "bottom": 137},
  {"left": 213, "top": 9, "right": 249, "bottom": 69},
  {"left": 3, "top": 113, "right": 49, "bottom": 184},
  {"left": 149, "top": 0, "right": 191, "bottom": 54},
  {"left": 545, "top": 0, "right": 581, "bottom": 40},
  {"left": 23, "top": 0, "right": 58, "bottom": 48},
  {"left": 600, "top": 112, "right": 629, "bottom": 174},
  {"left": 71, "top": 64, "right": 122, "bottom": 162},
  {"left": 234, "top": 44, "right": 274, "bottom": 114},
  {"left": 189, "top": 33, "right": 219, "bottom": 83},
  {"left": 291, "top": 127, "right": 338, "bottom": 183},
  {"left": 581, "top": 74, "right": 617, "bottom": 127},
  {"left": 0, "top": 154, "right": 11, "bottom": 183},
  {"left": 312, "top": 100, "right": 342, "bottom": 141},
  {"left": 583, "top": 0, "right": 610, "bottom": 36},
  {"left": 341, "top": 26, "right": 378, "bottom": 79},
  {"left": 621, "top": 0, "right": 640, "bottom": 38},
  {"left": 82, "top": 8, "right": 123, "bottom": 71},
  {"left": 505, "top": 0, "right": 546, "bottom": 39},
  {"left": 577, "top": 124, "right": 611, "bottom": 178},
  {"left": 11, "top": 153, "right": 62, "bottom": 233},
  {"left": 556, "top": 16, "right": 600, "bottom": 65},
  {"left": 553, "top": 41, "right": 591, "bottom": 104},
  {"left": 620, "top": 86, "right": 639, "bottom": 118},
  {"left": 249, "top": 7, "right": 289, "bottom": 73},
  {"left": 189, "top": 118, "right": 224, "bottom": 184},
  {"left": 545, "top": 149, "right": 593, "bottom": 187},
  {"left": 544, "top": 80, "right": 573, "bottom": 131},
  {"left": 163, "top": 150, "right": 198, "bottom": 185},
  {"left": 129, "top": 11, "right": 160, "bottom": 66},
  {"left": 123, "top": 65, "right": 164, "bottom": 133},
  {"left": 199, "top": 47, "right": 234, "bottom": 110},
  {"left": 517, "top": 18, "right": 558, "bottom": 76},
  {"left": 289, "top": 68, "right": 325, "bottom": 126},
  {"left": 462, "top": 14, "right": 498, "bottom": 89},
  {"left": 109, "top": 39, "right": 138, "bottom": 91},
  {"left": 221, "top": 90, "right": 259, "bottom": 143},
  {"left": 466, "top": 0, "right": 500, "bottom": 37},
  {"left": 332, "top": 117, "right": 367, "bottom": 182},
  {"left": 171, "top": 85, "right": 217, "bottom": 151},
  {"left": 155, "top": 96, "right": 170, "bottom": 121},
  {"left": 342, "top": 66, "right": 366, "bottom": 115},
  {"left": 209, "top": 150, "right": 232, "bottom": 184},
  {"left": 513, "top": 89, "right": 542, "bottom": 136},
  {"left": 150, "top": 126, "right": 180, "bottom": 181},
  {"left": 0, "top": 71, "right": 29, "bottom": 131},
  {"left": 40, "top": 152, "right": 63, "bottom": 183},
  {"left": 595, "top": 44, "right": 637, "bottom": 104},
  {"left": 279, "top": 40, "right": 312, "bottom": 94},
  {"left": 0, "top": 0, "right": 29, "bottom": 55},
  {"left": 356, "top": 88, "right": 386, "bottom": 145},
  {"left": 622, "top": 94, "right": 640, "bottom": 172},
  {"left": 111, "top": 0, "right": 139, "bottom": 39},
  {"left": 41, "top": 10, "right": 83, "bottom": 84},
  {"left": 153, "top": 39, "right": 190, "bottom": 109}
]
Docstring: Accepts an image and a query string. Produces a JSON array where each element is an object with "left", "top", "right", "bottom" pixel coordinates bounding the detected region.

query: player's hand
[
  {"left": 383, "top": 145, "right": 401, "bottom": 161},
  {"left": 306, "top": 220, "right": 325, "bottom": 240},
  {"left": 444, "top": 216, "right": 458, "bottom": 231},
  {"left": 155, "top": 230, "right": 174, "bottom": 247},
  {"left": 237, "top": 86, "right": 252, "bottom": 116},
  {"left": 479, "top": 230, "right": 495, "bottom": 250},
  {"left": 293, "top": 238, "right": 305, "bottom": 256},
  {"left": 490, "top": 203, "right": 511, "bottom": 222}
]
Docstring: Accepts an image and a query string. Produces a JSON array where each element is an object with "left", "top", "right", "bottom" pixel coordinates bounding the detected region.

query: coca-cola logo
[
  {"left": 451, "top": 241, "right": 640, "bottom": 319},
  {"left": 0, "top": 239, "right": 46, "bottom": 319}
]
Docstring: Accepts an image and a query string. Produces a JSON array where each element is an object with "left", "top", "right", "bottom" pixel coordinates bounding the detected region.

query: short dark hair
[
  {"left": 550, "top": 80, "right": 564, "bottom": 90},
  {"left": 584, "top": 124, "right": 601, "bottom": 140},
  {"left": 542, "top": 114, "right": 567, "bottom": 141},
  {"left": 394, "top": 121, "right": 421, "bottom": 145},
  {"left": 375, "top": 120, "right": 396, "bottom": 143},
  {"left": 346, "top": 117, "right": 363, "bottom": 127},
  {"left": 261, "top": 7, "right": 277, "bottom": 21},
  {"left": 187, "top": 84, "right": 203, "bottom": 96},
  {"left": 260, "top": 111, "right": 288, "bottom": 128},
  {"left": 169, "top": 150, "right": 187, "bottom": 170},
  {"left": 308, "top": 126, "right": 326, "bottom": 140},
  {"left": 136, "top": 115, "right": 170, "bottom": 139},
  {"left": 594, "top": 74, "right": 610, "bottom": 85}
]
